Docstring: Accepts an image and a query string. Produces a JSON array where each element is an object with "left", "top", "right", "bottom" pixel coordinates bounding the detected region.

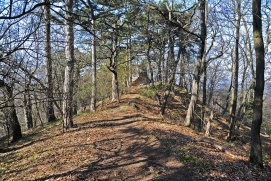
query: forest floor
[{"left": 1, "top": 85, "right": 271, "bottom": 180}]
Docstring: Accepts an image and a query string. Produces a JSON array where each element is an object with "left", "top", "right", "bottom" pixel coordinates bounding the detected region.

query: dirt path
[
  {"left": 0, "top": 90, "right": 197, "bottom": 180},
  {"left": 64, "top": 102, "right": 198, "bottom": 180},
  {"left": 71, "top": 111, "right": 192, "bottom": 180},
  {"left": 1, "top": 86, "right": 271, "bottom": 180}
]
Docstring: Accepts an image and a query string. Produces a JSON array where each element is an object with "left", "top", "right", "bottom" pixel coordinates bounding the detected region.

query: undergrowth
[
  {"left": 0, "top": 168, "right": 6, "bottom": 177},
  {"left": 140, "top": 84, "right": 166, "bottom": 98},
  {"left": 179, "top": 152, "right": 213, "bottom": 169}
]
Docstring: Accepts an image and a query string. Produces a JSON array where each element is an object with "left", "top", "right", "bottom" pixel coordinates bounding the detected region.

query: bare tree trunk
[
  {"left": 179, "top": 53, "right": 186, "bottom": 89},
  {"left": 73, "top": 101, "right": 77, "bottom": 115},
  {"left": 147, "top": 48, "right": 154, "bottom": 87},
  {"left": 164, "top": 57, "right": 168, "bottom": 83},
  {"left": 236, "top": 80, "right": 255, "bottom": 130},
  {"left": 227, "top": 0, "right": 241, "bottom": 141},
  {"left": 24, "top": 78, "right": 33, "bottom": 129},
  {"left": 111, "top": 70, "right": 120, "bottom": 103},
  {"left": 2, "top": 118, "right": 10, "bottom": 146},
  {"left": 10, "top": 105, "right": 22, "bottom": 143},
  {"left": 33, "top": 89, "right": 43, "bottom": 127},
  {"left": 222, "top": 80, "right": 232, "bottom": 115},
  {"left": 146, "top": 11, "right": 154, "bottom": 87},
  {"left": 205, "top": 109, "right": 213, "bottom": 137},
  {"left": 235, "top": 16, "right": 256, "bottom": 128},
  {"left": 207, "top": 62, "right": 220, "bottom": 106},
  {"left": 160, "top": 19, "right": 186, "bottom": 114},
  {"left": 126, "top": 27, "right": 132, "bottom": 87},
  {"left": 128, "top": 49, "right": 132, "bottom": 87},
  {"left": 147, "top": 39, "right": 154, "bottom": 87},
  {"left": 129, "top": 27, "right": 133, "bottom": 87},
  {"left": 63, "top": 0, "right": 74, "bottom": 130},
  {"left": 175, "top": 32, "right": 185, "bottom": 88},
  {"left": 167, "top": 32, "right": 175, "bottom": 83},
  {"left": 250, "top": 0, "right": 264, "bottom": 168},
  {"left": 167, "top": 13, "right": 175, "bottom": 86},
  {"left": 44, "top": 0, "right": 56, "bottom": 123},
  {"left": 157, "top": 47, "right": 164, "bottom": 84},
  {"left": 159, "top": 0, "right": 179, "bottom": 114},
  {"left": 201, "top": 58, "right": 207, "bottom": 131},
  {"left": 160, "top": 43, "right": 181, "bottom": 115},
  {"left": 238, "top": 58, "right": 249, "bottom": 116},
  {"left": 185, "top": 0, "right": 206, "bottom": 127},
  {"left": 109, "top": 26, "right": 120, "bottom": 103},
  {"left": 235, "top": 52, "right": 249, "bottom": 129},
  {"left": 90, "top": 19, "right": 97, "bottom": 112},
  {"left": 3, "top": 83, "right": 22, "bottom": 142}
]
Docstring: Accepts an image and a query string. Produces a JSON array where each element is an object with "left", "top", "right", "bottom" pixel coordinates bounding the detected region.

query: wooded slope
[{"left": 0, "top": 85, "right": 270, "bottom": 180}]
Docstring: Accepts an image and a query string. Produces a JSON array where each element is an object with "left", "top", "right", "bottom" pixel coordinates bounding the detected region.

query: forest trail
[{"left": 1, "top": 85, "right": 271, "bottom": 180}]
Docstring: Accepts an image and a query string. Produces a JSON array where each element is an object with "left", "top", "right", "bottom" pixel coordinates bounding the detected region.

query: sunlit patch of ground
[{"left": 1, "top": 85, "right": 270, "bottom": 180}]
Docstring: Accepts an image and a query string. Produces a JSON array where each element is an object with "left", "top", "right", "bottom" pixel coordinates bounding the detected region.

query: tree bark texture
[
  {"left": 227, "top": 0, "right": 241, "bottom": 141},
  {"left": 44, "top": 0, "right": 56, "bottom": 123},
  {"left": 179, "top": 50, "right": 187, "bottom": 90},
  {"left": 157, "top": 46, "right": 164, "bottom": 84},
  {"left": 250, "top": 0, "right": 264, "bottom": 168},
  {"left": 90, "top": 20, "right": 97, "bottom": 112},
  {"left": 147, "top": 39, "right": 154, "bottom": 87},
  {"left": 4, "top": 83, "right": 22, "bottom": 142},
  {"left": 160, "top": 58, "right": 180, "bottom": 115},
  {"left": 205, "top": 109, "right": 213, "bottom": 137},
  {"left": 24, "top": 80, "right": 33, "bottom": 129},
  {"left": 63, "top": 0, "right": 74, "bottom": 129},
  {"left": 33, "top": 90, "right": 43, "bottom": 127},
  {"left": 128, "top": 27, "right": 132, "bottom": 87},
  {"left": 146, "top": 11, "right": 154, "bottom": 87},
  {"left": 168, "top": 32, "right": 175, "bottom": 82},
  {"left": 201, "top": 58, "right": 207, "bottom": 131},
  {"left": 110, "top": 27, "right": 120, "bottom": 103},
  {"left": 111, "top": 70, "right": 120, "bottom": 103},
  {"left": 185, "top": 0, "right": 206, "bottom": 127}
]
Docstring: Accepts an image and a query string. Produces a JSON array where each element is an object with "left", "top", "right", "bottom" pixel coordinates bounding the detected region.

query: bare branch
[{"left": 0, "top": 2, "right": 48, "bottom": 20}]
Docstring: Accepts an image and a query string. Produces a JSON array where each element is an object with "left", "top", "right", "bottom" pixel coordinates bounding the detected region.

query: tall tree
[
  {"left": 63, "top": 0, "right": 75, "bottom": 129},
  {"left": 44, "top": 0, "right": 57, "bottom": 122},
  {"left": 185, "top": 0, "right": 206, "bottom": 127},
  {"left": 250, "top": 0, "right": 264, "bottom": 168},
  {"left": 227, "top": 0, "right": 241, "bottom": 141},
  {"left": 90, "top": 15, "right": 97, "bottom": 112},
  {"left": 166, "top": 0, "right": 175, "bottom": 84},
  {"left": 110, "top": 23, "right": 120, "bottom": 103},
  {"left": 146, "top": 8, "right": 155, "bottom": 87},
  {"left": 77, "top": 0, "right": 98, "bottom": 112}
]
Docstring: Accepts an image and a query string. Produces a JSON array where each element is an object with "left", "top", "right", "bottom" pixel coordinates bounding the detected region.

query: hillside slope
[{"left": 0, "top": 85, "right": 271, "bottom": 180}]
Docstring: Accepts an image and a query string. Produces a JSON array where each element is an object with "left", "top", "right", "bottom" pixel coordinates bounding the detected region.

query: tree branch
[{"left": 0, "top": 2, "right": 48, "bottom": 20}]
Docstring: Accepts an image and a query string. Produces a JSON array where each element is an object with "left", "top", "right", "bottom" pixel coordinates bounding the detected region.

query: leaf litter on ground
[{"left": 0, "top": 85, "right": 271, "bottom": 180}]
